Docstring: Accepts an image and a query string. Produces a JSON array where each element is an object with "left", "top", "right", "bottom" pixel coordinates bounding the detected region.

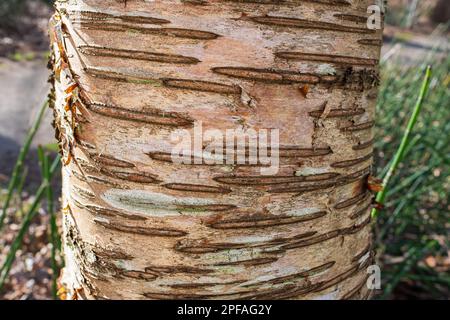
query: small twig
[{"left": 372, "top": 66, "right": 432, "bottom": 219}]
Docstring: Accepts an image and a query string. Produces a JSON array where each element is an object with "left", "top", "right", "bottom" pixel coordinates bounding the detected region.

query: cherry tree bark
[{"left": 50, "top": 0, "right": 382, "bottom": 299}]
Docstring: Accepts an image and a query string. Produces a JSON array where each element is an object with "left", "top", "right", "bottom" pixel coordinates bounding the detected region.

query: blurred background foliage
[
  {"left": 1, "top": 0, "right": 28, "bottom": 28},
  {"left": 374, "top": 56, "right": 449, "bottom": 299}
]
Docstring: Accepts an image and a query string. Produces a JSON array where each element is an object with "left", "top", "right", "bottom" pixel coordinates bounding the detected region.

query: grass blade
[
  {"left": 0, "top": 99, "right": 49, "bottom": 232},
  {"left": 37, "top": 146, "right": 60, "bottom": 299},
  {"left": 380, "top": 240, "right": 438, "bottom": 299},
  {"left": 0, "top": 154, "right": 61, "bottom": 292},
  {"left": 372, "top": 66, "right": 432, "bottom": 218},
  {"left": 15, "top": 166, "right": 29, "bottom": 216}
]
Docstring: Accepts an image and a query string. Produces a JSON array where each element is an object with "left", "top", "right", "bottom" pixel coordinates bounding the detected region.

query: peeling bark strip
[
  {"left": 79, "top": 45, "right": 200, "bottom": 65},
  {"left": 77, "top": 22, "right": 220, "bottom": 40},
  {"left": 121, "top": 270, "right": 158, "bottom": 281},
  {"left": 164, "top": 183, "right": 231, "bottom": 194},
  {"left": 69, "top": 10, "right": 171, "bottom": 25},
  {"left": 276, "top": 52, "right": 378, "bottom": 67},
  {"left": 144, "top": 265, "right": 214, "bottom": 275},
  {"left": 280, "top": 216, "right": 371, "bottom": 250},
  {"left": 73, "top": 198, "right": 146, "bottom": 221},
  {"left": 148, "top": 147, "right": 331, "bottom": 165},
  {"left": 342, "top": 275, "right": 370, "bottom": 300},
  {"left": 175, "top": 230, "right": 318, "bottom": 254},
  {"left": 212, "top": 67, "right": 321, "bottom": 84},
  {"left": 89, "top": 153, "right": 135, "bottom": 168},
  {"left": 341, "top": 120, "right": 375, "bottom": 132},
  {"left": 352, "top": 138, "right": 374, "bottom": 150},
  {"left": 94, "top": 219, "right": 188, "bottom": 237},
  {"left": 269, "top": 181, "right": 336, "bottom": 193},
  {"left": 72, "top": 185, "right": 95, "bottom": 200},
  {"left": 349, "top": 203, "right": 371, "bottom": 219},
  {"left": 352, "top": 243, "right": 372, "bottom": 263},
  {"left": 331, "top": 153, "right": 373, "bottom": 168},
  {"left": 86, "top": 101, "right": 194, "bottom": 127},
  {"left": 309, "top": 108, "right": 366, "bottom": 118},
  {"left": 251, "top": 16, "right": 375, "bottom": 34},
  {"left": 142, "top": 258, "right": 370, "bottom": 300},
  {"left": 213, "top": 257, "right": 279, "bottom": 266},
  {"left": 214, "top": 172, "right": 339, "bottom": 185},
  {"left": 242, "top": 261, "right": 336, "bottom": 287},
  {"left": 335, "top": 191, "right": 370, "bottom": 209},
  {"left": 100, "top": 169, "right": 162, "bottom": 184},
  {"left": 222, "top": 0, "right": 351, "bottom": 5},
  {"left": 162, "top": 78, "right": 241, "bottom": 94},
  {"left": 333, "top": 13, "right": 369, "bottom": 24},
  {"left": 279, "top": 147, "right": 332, "bottom": 157},
  {"left": 78, "top": 90, "right": 193, "bottom": 127},
  {"left": 358, "top": 39, "right": 383, "bottom": 46},
  {"left": 211, "top": 169, "right": 366, "bottom": 194},
  {"left": 54, "top": 0, "right": 381, "bottom": 300},
  {"left": 208, "top": 210, "right": 327, "bottom": 229},
  {"left": 84, "top": 67, "right": 164, "bottom": 85}
]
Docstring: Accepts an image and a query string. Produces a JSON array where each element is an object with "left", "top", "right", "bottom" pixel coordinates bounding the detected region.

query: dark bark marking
[
  {"left": 175, "top": 231, "right": 317, "bottom": 254},
  {"left": 251, "top": 16, "right": 375, "bottom": 34},
  {"left": 72, "top": 198, "right": 147, "bottom": 221},
  {"left": 72, "top": 185, "right": 96, "bottom": 200},
  {"left": 79, "top": 45, "right": 200, "bottom": 64},
  {"left": 358, "top": 39, "right": 382, "bottom": 46},
  {"left": 223, "top": 0, "right": 351, "bottom": 5},
  {"left": 281, "top": 216, "right": 371, "bottom": 250},
  {"left": 144, "top": 265, "right": 214, "bottom": 275},
  {"left": 352, "top": 243, "right": 372, "bottom": 262},
  {"left": 340, "top": 120, "right": 375, "bottom": 132},
  {"left": 162, "top": 78, "right": 242, "bottom": 94},
  {"left": 100, "top": 169, "right": 162, "bottom": 184},
  {"left": 212, "top": 67, "right": 320, "bottom": 84},
  {"left": 94, "top": 219, "right": 187, "bottom": 237},
  {"left": 213, "top": 172, "right": 339, "bottom": 186},
  {"left": 208, "top": 211, "right": 327, "bottom": 229},
  {"left": 77, "top": 22, "right": 219, "bottom": 40},
  {"left": 90, "top": 153, "right": 135, "bottom": 168},
  {"left": 276, "top": 52, "right": 378, "bottom": 66},
  {"left": 331, "top": 153, "right": 373, "bottom": 168},
  {"left": 213, "top": 257, "right": 279, "bottom": 267},
  {"left": 269, "top": 181, "right": 336, "bottom": 194},
  {"left": 86, "top": 102, "right": 194, "bottom": 127},
  {"left": 309, "top": 108, "right": 366, "bottom": 118},
  {"left": 342, "top": 275, "right": 370, "bottom": 300},
  {"left": 333, "top": 13, "right": 369, "bottom": 24},
  {"left": 70, "top": 10, "right": 171, "bottom": 25},
  {"left": 242, "top": 261, "right": 335, "bottom": 287},
  {"left": 335, "top": 191, "right": 370, "bottom": 209},
  {"left": 352, "top": 138, "right": 374, "bottom": 150},
  {"left": 349, "top": 203, "right": 371, "bottom": 220},
  {"left": 121, "top": 270, "right": 159, "bottom": 281},
  {"left": 164, "top": 183, "right": 232, "bottom": 194}
]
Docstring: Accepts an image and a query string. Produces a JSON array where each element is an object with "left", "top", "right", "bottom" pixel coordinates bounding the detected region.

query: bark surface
[{"left": 50, "top": 0, "right": 382, "bottom": 300}]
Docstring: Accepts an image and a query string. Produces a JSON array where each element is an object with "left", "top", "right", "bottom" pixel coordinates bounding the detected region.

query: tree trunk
[{"left": 50, "top": 0, "right": 382, "bottom": 300}]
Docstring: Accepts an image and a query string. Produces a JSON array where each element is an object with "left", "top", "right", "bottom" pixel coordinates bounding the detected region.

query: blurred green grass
[{"left": 374, "top": 54, "right": 450, "bottom": 299}]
